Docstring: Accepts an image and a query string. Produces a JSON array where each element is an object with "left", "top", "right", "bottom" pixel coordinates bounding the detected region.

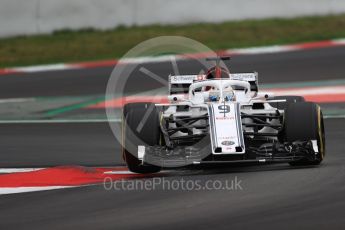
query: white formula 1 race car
[{"left": 122, "top": 57, "right": 325, "bottom": 173}]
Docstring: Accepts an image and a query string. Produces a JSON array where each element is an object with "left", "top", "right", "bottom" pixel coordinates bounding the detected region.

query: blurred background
[
  {"left": 2, "top": 0, "right": 345, "bottom": 37},
  {"left": 1, "top": 0, "right": 345, "bottom": 67}
]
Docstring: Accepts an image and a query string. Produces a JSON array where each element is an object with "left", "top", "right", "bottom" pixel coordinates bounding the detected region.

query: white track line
[
  {"left": 0, "top": 186, "right": 76, "bottom": 195},
  {"left": 265, "top": 86, "right": 345, "bottom": 95},
  {"left": 0, "top": 168, "right": 44, "bottom": 174},
  {"left": 13, "top": 64, "right": 78, "bottom": 73},
  {"left": 0, "top": 98, "right": 35, "bottom": 104},
  {"left": 230, "top": 45, "right": 296, "bottom": 55},
  {"left": 0, "top": 119, "right": 121, "bottom": 124},
  {"left": 324, "top": 115, "right": 345, "bottom": 119},
  {"left": 332, "top": 38, "right": 345, "bottom": 44},
  {"left": 103, "top": 170, "right": 138, "bottom": 174}
]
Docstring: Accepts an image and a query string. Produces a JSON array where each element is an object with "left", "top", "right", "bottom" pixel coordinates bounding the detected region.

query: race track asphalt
[{"left": 0, "top": 46, "right": 345, "bottom": 229}]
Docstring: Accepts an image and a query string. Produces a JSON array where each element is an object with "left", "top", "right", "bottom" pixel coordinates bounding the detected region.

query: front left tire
[{"left": 283, "top": 102, "right": 325, "bottom": 166}]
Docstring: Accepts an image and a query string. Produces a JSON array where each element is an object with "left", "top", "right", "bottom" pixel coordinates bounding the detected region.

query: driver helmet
[
  {"left": 209, "top": 88, "right": 220, "bottom": 102},
  {"left": 224, "top": 88, "right": 235, "bottom": 101}
]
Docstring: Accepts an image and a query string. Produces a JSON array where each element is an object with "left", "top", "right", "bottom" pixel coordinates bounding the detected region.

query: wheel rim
[{"left": 317, "top": 106, "right": 325, "bottom": 160}]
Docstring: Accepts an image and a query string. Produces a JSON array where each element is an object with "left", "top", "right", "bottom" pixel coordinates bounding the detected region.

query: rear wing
[
  {"left": 169, "top": 72, "right": 258, "bottom": 95},
  {"left": 169, "top": 75, "right": 201, "bottom": 94},
  {"left": 230, "top": 72, "right": 258, "bottom": 92}
]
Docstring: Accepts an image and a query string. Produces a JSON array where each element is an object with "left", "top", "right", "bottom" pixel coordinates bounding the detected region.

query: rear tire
[
  {"left": 283, "top": 102, "right": 325, "bottom": 166},
  {"left": 122, "top": 103, "right": 161, "bottom": 173}
]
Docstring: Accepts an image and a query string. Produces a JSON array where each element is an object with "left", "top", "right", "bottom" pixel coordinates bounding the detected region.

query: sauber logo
[
  {"left": 172, "top": 75, "right": 195, "bottom": 83},
  {"left": 219, "top": 136, "right": 236, "bottom": 140},
  {"left": 216, "top": 116, "right": 234, "bottom": 120},
  {"left": 221, "top": 141, "right": 235, "bottom": 146}
]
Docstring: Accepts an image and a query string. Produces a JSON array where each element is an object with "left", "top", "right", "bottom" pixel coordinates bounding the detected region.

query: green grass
[{"left": 1, "top": 14, "right": 345, "bottom": 68}]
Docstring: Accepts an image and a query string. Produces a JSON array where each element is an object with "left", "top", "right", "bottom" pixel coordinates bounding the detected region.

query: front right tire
[{"left": 122, "top": 103, "right": 161, "bottom": 173}]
